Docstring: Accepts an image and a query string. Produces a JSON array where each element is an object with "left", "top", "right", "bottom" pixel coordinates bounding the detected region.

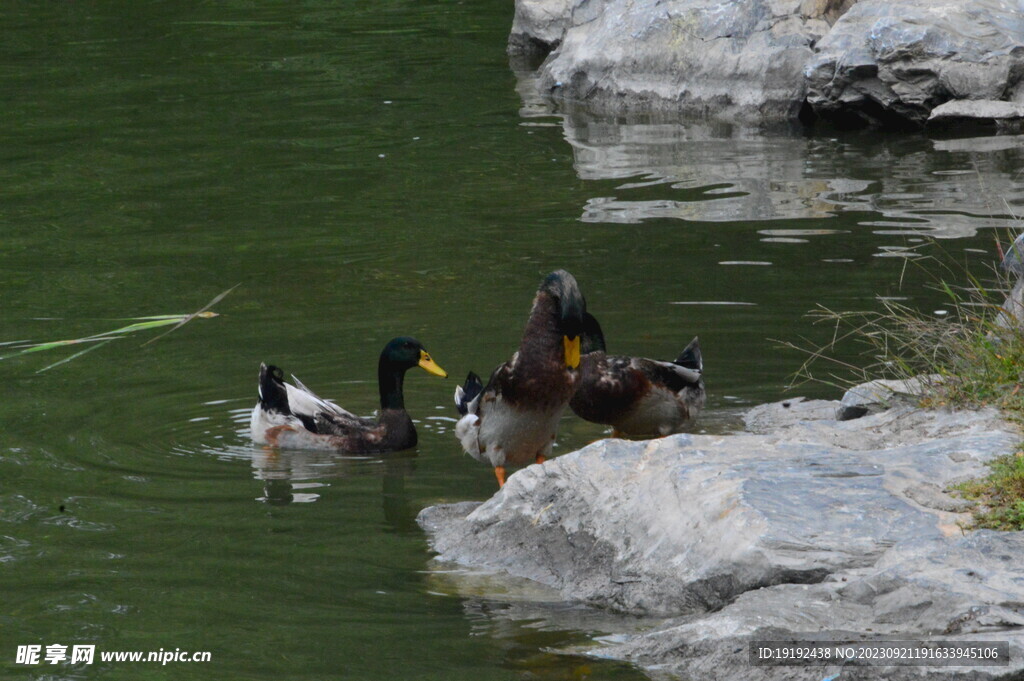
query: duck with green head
[
  {"left": 454, "top": 270, "right": 586, "bottom": 487},
  {"left": 250, "top": 336, "right": 447, "bottom": 452}
]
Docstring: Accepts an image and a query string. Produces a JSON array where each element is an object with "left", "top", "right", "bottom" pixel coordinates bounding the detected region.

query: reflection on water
[
  {"left": 250, "top": 446, "right": 418, "bottom": 528},
  {"left": 426, "top": 565, "right": 657, "bottom": 679},
  {"left": 517, "top": 77, "right": 1024, "bottom": 241},
  {"left": 566, "top": 120, "right": 1022, "bottom": 237}
]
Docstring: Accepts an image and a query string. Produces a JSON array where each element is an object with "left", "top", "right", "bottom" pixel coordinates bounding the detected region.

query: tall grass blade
[
  {"left": 37, "top": 338, "right": 118, "bottom": 373},
  {"left": 0, "top": 284, "right": 238, "bottom": 369},
  {"left": 141, "top": 283, "right": 240, "bottom": 347},
  {"left": 0, "top": 336, "right": 121, "bottom": 360}
]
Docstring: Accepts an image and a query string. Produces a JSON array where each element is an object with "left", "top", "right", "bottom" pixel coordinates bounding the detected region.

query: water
[{"left": 2, "top": 2, "right": 1024, "bottom": 680}]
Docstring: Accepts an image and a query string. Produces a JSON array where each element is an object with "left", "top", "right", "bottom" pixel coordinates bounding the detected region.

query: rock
[
  {"left": 994, "top": 276, "right": 1024, "bottom": 333},
  {"left": 835, "top": 376, "right": 936, "bottom": 421},
  {"left": 418, "top": 392, "right": 1023, "bottom": 678},
  {"left": 1002, "top": 232, "right": 1024, "bottom": 276},
  {"left": 527, "top": 0, "right": 840, "bottom": 122},
  {"left": 510, "top": 0, "right": 1024, "bottom": 126},
  {"left": 902, "top": 481, "right": 975, "bottom": 512},
  {"left": 593, "top": 532, "right": 1024, "bottom": 679},
  {"left": 928, "top": 99, "right": 1024, "bottom": 130},
  {"left": 805, "top": 0, "right": 1024, "bottom": 128},
  {"left": 744, "top": 395, "right": 849, "bottom": 429},
  {"left": 508, "top": 0, "right": 577, "bottom": 58},
  {"left": 994, "top": 233, "right": 1024, "bottom": 332},
  {"left": 418, "top": 395, "right": 1018, "bottom": 618}
]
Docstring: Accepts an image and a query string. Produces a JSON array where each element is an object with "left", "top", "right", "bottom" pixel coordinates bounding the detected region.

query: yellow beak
[
  {"left": 563, "top": 335, "right": 581, "bottom": 369},
  {"left": 418, "top": 350, "right": 448, "bottom": 378}
]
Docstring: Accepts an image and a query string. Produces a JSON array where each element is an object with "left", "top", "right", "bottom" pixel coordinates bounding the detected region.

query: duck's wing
[
  {"left": 570, "top": 353, "right": 647, "bottom": 424},
  {"left": 288, "top": 374, "right": 359, "bottom": 421},
  {"left": 632, "top": 336, "right": 703, "bottom": 393},
  {"left": 454, "top": 360, "right": 514, "bottom": 422},
  {"left": 481, "top": 359, "right": 517, "bottom": 406},
  {"left": 312, "top": 409, "right": 380, "bottom": 437},
  {"left": 583, "top": 354, "right": 646, "bottom": 399},
  {"left": 639, "top": 357, "right": 702, "bottom": 393},
  {"left": 454, "top": 360, "right": 514, "bottom": 461},
  {"left": 282, "top": 375, "right": 381, "bottom": 436}
]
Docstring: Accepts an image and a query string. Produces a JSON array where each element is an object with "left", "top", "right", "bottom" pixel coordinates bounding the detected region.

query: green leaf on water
[
  {"left": 0, "top": 284, "right": 240, "bottom": 368},
  {"left": 141, "top": 283, "right": 239, "bottom": 347},
  {"left": 38, "top": 338, "right": 118, "bottom": 373}
]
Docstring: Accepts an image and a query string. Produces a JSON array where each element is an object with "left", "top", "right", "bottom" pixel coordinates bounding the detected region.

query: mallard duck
[
  {"left": 454, "top": 270, "right": 586, "bottom": 487},
  {"left": 569, "top": 312, "right": 704, "bottom": 438},
  {"left": 250, "top": 337, "right": 447, "bottom": 453}
]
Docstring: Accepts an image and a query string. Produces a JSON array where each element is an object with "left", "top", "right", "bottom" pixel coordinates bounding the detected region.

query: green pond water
[{"left": 3, "top": 2, "right": 1024, "bottom": 680}]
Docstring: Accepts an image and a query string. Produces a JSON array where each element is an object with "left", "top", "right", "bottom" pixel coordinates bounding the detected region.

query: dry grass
[{"left": 780, "top": 238, "right": 1024, "bottom": 529}]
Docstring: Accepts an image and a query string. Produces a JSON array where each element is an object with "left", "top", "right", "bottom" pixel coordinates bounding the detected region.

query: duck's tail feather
[
  {"left": 454, "top": 371, "right": 484, "bottom": 416},
  {"left": 258, "top": 363, "right": 292, "bottom": 415},
  {"left": 675, "top": 337, "right": 702, "bottom": 372}
]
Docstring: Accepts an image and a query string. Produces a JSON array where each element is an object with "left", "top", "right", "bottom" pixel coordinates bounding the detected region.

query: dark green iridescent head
[{"left": 377, "top": 336, "right": 447, "bottom": 410}]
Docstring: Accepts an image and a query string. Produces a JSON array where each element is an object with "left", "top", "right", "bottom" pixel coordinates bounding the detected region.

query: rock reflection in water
[
  {"left": 561, "top": 115, "right": 1024, "bottom": 235},
  {"left": 512, "top": 64, "right": 1024, "bottom": 241},
  {"left": 425, "top": 564, "right": 655, "bottom": 680}
]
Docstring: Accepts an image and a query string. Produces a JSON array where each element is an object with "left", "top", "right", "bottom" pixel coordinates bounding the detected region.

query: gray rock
[
  {"left": 1000, "top": 232, "right": 1024, "bottom": 276},
  {"left": 806, "top": 0, "right": 1024, "bottom": 127},
  {"left": 419, "top": 396, "right": 1017, "bottom": 616},
  {"left": 994, "top": 276, "right": 1024, "bottom": 333},
  {"left": 928, "top": 99, "right": 1024, "bottom": 128},
  {"left": 526, "top": 0, "right": 839, "bottom": 122},
  {"left": 744, "top": 395, "right": 852, "bottom": 430},
  {"left": 418, "top": 391, "right": 1023, "bottom": 679},
  {"left": 508, "top": 0, "right": 578, "bottom": 57},
  {"left": 594, "top": 532, "right": 1024, "bottom": 679},
  {"left": 835, "top": 377, "right": 936, "bottom": 421}
]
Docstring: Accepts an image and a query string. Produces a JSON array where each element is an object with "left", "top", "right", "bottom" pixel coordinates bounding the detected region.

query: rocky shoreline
[
  {"left": 510, "top": 0, "right": 1024, "bottom": 128},
  {"left": 418, "top": 390, "right": 1024, "bottom": 679}
]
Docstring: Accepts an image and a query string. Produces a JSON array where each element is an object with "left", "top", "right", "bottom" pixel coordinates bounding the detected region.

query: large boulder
[
  {"left": 419, "top": 397, "right": 1017, "bottom": 615},
  {"left": 418, "top": 395, "right": 1023, "bottom": 679},
  {"left": 928, "top": 99, "right": 1024, "bottom": 131},
  {"left": 511, "top": 0, "right": 1024, "bottom": 126},
  {"left": 595, "top": 532, "right": 1024, "bottom": 680},
  {"left": 805, "top": 0, "right": 1024, "bottom": 128},
  {"left": 508, "top": 0, "right": 578, "bottom": 58},
  {"left": 519, "top": 0, "right": 846, "bottom": 122}
]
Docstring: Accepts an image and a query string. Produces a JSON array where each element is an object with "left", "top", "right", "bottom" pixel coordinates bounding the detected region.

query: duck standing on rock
[
  {"left": 569, "top": 312, "right": 704, "bottom": 438},
  {"left": 454, "top": 270, "right": 586, "bottom": 487},
  {"left": 250, "top": 337, "right": 447, "bottom": 453}
]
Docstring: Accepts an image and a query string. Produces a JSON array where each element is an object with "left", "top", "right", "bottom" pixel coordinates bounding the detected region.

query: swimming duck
[
  {"left": 569, "top": 313, "right": 704, "bottom": 438},
  {"left": 454, "top": 270, "right": 586, "bottom": 487},
  {"left": 250, "top": 337, "right": 447, "bottom": 452}
]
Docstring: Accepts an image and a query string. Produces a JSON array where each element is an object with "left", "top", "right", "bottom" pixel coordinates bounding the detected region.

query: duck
[
  {"left": 454, "top": 270, "right": 586, "bottom": 487},
  {"left": 250, "top": 336, "right": 447, "bottom": 453},
  {"left": 569, "top": 312, "right": 705, "bottom": 438}
]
